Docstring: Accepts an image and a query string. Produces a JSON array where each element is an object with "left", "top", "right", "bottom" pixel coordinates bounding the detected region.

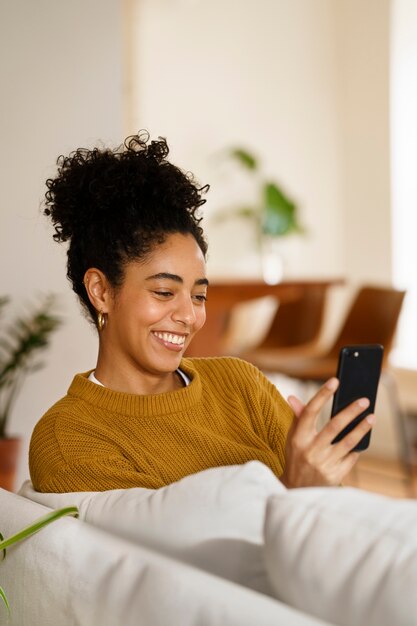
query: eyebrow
[{"left": 145, "top": 272, "right": 209, "bottom": 287}]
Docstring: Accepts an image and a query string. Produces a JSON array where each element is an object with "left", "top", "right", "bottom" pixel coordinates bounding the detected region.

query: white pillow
[
  {"left": 1, "top": 488, "right": 327, "bottom": 626},
  {"left": 264, "top": 486, "right": 417, "bottom": 626},
  {"left": 20, "top": 461, "right": 285, "bottom": 595}
]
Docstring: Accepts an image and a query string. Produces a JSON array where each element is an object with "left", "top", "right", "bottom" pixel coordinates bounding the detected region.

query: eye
[
  {"left": 193, "top": 294, "right": 207, "bottom": 303},
  {"left": 153, "top": 291, "right": 173, "bottom": 298}
]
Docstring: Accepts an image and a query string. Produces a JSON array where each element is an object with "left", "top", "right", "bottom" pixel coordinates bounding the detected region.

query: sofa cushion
[
  {"left": 20, "top": 461, "right": 285, "bottom": 594},
  {"left": 0, "top": 488, "right": 329, "bottom": 626},
  {"left": 263, "top": 486, "right": 417, "bottom": 626}
]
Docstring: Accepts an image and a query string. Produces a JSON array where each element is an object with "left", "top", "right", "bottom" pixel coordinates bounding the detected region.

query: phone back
[{"left": 331, "top": 344, "right": 383, "bottom": 450}]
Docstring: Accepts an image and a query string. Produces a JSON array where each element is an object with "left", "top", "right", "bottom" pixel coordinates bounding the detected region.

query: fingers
[
  {"left": 332, "top": 412, "right": 375, "bottom": 456},
  {"left": 326, "top": 451, "right": 361, "bottom": 485},
  {"left": 317, "top": 396, "right": 375, "bottom": 453},
  {"left": 287, "top": 395, "right": 305, "bottom": 418},
  {"left": 294, "top": 377, "right": 339, "bottom": 434}
]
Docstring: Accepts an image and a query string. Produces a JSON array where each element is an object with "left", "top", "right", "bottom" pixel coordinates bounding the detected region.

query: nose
[{"left": 172, "top": 294, "right": 197, "bottom": 326}]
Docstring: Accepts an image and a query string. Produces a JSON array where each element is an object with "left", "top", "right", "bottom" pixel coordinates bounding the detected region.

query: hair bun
[{"left": 44, "top": 133, "right": 173, "bottom": 243}]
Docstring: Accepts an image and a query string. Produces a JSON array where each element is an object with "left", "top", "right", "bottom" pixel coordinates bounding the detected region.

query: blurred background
[{"left": 1, "top": 0, "right": 416, "bottom": 493}]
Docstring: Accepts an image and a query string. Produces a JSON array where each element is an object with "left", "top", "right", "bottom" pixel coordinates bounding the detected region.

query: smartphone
[{"left": 330, "top": 344, "right": 383, "bottom": 451}]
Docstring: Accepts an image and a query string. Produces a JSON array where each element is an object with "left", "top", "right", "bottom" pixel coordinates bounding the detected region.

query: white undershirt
[{"left": 88, "top": 368, "right": 190, "bottom": 388}]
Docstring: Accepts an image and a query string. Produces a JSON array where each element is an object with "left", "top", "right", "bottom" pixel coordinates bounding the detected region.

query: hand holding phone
[{"left": 330, "top": 344, "right": 383, "bottom": 451}]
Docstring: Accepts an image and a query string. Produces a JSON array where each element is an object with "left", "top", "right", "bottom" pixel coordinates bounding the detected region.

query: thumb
[{"left": 287, "top": 395, "right": 305, "bottom": 418}]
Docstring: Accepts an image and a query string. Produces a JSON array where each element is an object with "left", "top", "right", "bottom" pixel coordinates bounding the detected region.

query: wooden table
[{"left": 185, "top": 279, "right": 343, "bottom": 357}]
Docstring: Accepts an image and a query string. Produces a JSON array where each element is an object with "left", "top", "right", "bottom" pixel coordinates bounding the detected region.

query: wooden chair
[
  {"left": 241, "top": 283, "right": 329, "bottom": 365},
  {"left": 245, "top": 286, "right": 405, "bottom": 378}
]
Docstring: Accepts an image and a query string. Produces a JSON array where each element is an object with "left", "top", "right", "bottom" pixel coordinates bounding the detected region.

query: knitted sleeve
[
  {"left": 254, "top": 368, "right": 294, "bottom": 470},
  {"left": 31, "top": 458, "right": 165, "bottom": 493},
  {"left": 29, "top": 409, "right": 165, "bottom": 493},
  {"left": 221, "top": 358, "right": 294, "bottom": 472}
]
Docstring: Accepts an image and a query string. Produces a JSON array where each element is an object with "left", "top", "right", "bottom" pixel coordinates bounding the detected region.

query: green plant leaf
[
  {"left": 0, "top": 584, "right": 10, "bottom": 617},
  {"left": 218, "top": 145, "right": 304, "bottom": 244},
  {"left": 262, "top": 182, "right": 299, "bottom": 236},
  {"left": 264, "top": 181, "right": 296, "bottom": 211},
  {"left": 0, "top": 507, "right": 78, "bottom": 553},
  {"left": 230, "top": 148, "right": 258, "bottom": 170}
]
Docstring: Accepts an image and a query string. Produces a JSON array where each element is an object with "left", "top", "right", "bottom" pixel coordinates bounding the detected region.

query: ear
[{"left": 83, "top": 268, "right": 112, "bottom": 313}]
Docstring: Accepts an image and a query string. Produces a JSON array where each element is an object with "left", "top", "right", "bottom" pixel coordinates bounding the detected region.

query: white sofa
[{"left": 1, "top": 461, "right": 416, "bottom": 626}]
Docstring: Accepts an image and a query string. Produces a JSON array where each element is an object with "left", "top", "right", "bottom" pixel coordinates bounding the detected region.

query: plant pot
[
  {"left": 0, "top": 437, "right": 21, "bottom": 492},
  {"left": 260, "top": 235, "right": 284, "bottom": 284}
]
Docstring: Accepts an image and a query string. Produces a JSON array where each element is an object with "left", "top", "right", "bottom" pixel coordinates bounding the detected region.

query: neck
[{"left": 94, "top": 350, "right": 183, "bottom": 396}]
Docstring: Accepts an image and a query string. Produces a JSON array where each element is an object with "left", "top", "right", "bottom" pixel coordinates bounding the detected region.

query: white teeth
[{"left": 154, "top": 332, "right": 185, "bottom": 346}]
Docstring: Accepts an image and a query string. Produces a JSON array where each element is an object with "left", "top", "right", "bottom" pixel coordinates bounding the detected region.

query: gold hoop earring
[{"left": 97, "top": 310, "right": 106, "bottom": 331}]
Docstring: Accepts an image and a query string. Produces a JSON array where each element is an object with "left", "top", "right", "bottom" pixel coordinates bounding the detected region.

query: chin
[{"left": 153, "top": 357, "right": 183, "bottom": 373}]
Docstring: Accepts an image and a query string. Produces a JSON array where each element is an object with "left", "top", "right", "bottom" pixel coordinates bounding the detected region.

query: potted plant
[
  {"left": 0, "top": 295, "right": 61, "bottom": 491},
  {"left": 214, "top": 147, "right": 305, "bottom": 283}
]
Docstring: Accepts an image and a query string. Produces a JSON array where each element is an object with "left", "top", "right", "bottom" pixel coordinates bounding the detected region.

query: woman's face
[{"left": 103, "top": 232, "right": 207, "bottom": 380}]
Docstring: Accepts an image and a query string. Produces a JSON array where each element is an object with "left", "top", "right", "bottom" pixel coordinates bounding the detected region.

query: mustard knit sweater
[{"left": 29, "top": 357, "right": 293, "bottom": 493}]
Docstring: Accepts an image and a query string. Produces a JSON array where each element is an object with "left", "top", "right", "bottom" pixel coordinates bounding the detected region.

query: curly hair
[{"left": 44, "top": 131, "right": 209, "bottom": 323}]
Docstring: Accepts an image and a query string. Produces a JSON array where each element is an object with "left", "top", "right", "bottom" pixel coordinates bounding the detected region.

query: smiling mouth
[{"left": 152, "top": 331, "right": 186, "bottom": 347}]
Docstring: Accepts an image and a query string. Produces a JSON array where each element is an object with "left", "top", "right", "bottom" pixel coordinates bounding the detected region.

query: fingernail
[
  {"left": 358, "top": 398, "right": 370, "bottom": 408},
  {"left": 326, "top": 377, "right": 339, "bottom": 391},
  {"left": 366, "top": 414, "right": 376, "bottom": 424}
]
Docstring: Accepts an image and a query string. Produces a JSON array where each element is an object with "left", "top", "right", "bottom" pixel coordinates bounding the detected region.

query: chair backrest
[
  {"left": 256, "top": 284, "right": 327, "bottom": 349},
  {"left": 329, "top": 285, "right": 406, "bottom": 365}
]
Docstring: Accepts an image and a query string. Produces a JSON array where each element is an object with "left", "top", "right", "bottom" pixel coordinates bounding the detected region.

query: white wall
[
  {"left": 0, "top": 0, "right": 124, "bottom": 485},
  {"left": 336, "top": 0, "right": 392, "bottom": 286},
  {"left": 391, "top": 0, "right": 417, "bottom": 369},
  {"left": 130, "top": 0, "right": 346, "bottom": 281},
  {"left": 130, "top": 0, "right": 392, "bottom": 288}
]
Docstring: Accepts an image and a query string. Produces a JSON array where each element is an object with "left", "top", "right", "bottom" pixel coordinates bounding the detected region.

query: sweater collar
[{"left": 67, "top": 359, "right": 202, "bottom": 417}]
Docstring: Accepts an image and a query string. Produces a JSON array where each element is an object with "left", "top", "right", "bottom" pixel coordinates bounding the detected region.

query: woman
[{"left": 29, "top": 133, "right": 374, "bottom": 493}]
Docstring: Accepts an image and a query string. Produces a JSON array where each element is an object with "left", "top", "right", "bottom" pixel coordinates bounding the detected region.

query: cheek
[
  {"left": 195, "top": 307, "right": 206, "bottom": 332},
  {"left": 130, "top": 297, "right": 166, "bottom": 325},
  {"left": 142, "top": 301, "right": 165, "bottom": 322},
  {"left": 114, "top": 300, "right": 160, "bottom": 338}
]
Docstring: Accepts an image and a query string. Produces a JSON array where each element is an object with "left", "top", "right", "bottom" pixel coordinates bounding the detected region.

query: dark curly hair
[{"left": 44, "top": 131, "right": 209, "bottom": 323}]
